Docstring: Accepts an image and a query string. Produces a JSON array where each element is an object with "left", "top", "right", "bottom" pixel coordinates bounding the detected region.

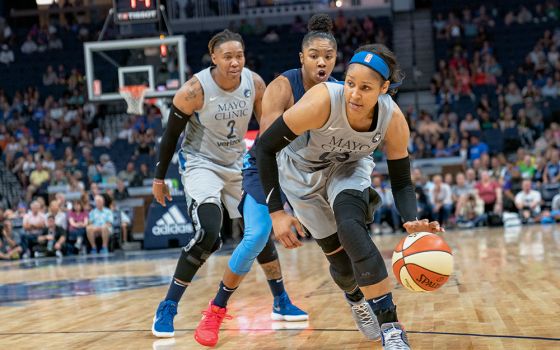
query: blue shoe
[
  {"left": 90, "top": 248, "right": 98, "bottom": 255},
  {"left": 99, "top": 247, "right": 109, "bottom": 255},
  {"left": 271, "top": 292, "right": 308, "bottom": 321},
  {"left": 152, "top": 300, "right": 178, "bottom": 338}
]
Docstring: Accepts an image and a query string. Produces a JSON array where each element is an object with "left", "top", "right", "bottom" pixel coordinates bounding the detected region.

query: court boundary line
[{"left": 0, "top": 329, "right": 558, "bottom": 342}]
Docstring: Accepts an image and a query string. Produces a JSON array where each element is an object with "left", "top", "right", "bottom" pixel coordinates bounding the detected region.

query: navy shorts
[{"left": 239, "top": 163, "right": 286, "bottom": 214}]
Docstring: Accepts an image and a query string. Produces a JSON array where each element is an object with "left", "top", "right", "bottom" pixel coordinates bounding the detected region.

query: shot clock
[{"left": 113, "top": 0, "right": 160, "bottom": 24}]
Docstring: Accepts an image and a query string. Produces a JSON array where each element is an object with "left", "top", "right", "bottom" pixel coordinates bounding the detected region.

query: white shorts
[
  {"left": 179, "top": 152, "right": 243, "bottom": 222},
  {"left": 278, "top": 150, "right": 377, "bottom": 239}
]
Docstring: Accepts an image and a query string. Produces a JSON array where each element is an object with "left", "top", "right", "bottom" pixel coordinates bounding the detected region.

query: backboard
[{"left": 84, "top": 35, "right": 187, "bottom": 102}]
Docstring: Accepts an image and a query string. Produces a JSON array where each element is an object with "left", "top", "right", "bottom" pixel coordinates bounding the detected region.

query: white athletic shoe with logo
[
  {"left": 381, "top": 322, "right": 411, "bottom": 350},
  {"left": 345, "top": 296, "right": 381, "bottom": 341}
]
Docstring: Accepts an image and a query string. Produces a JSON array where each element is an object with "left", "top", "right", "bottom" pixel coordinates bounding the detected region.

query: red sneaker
[{"left": 194, "top": 301, "right": 232, "bottom": 347}]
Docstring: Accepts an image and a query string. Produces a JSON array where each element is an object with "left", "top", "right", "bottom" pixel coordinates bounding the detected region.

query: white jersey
[
  {"left": 283, "top": 82, "right": 395, "bottom": 172},
  {"left": 181, "top": 67, "right": 255, "bottom": 167}
]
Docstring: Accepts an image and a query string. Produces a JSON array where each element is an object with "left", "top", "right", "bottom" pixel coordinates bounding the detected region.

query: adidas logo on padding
[{"left": 152, "top": 205, "right": 194, "bottom": 236}]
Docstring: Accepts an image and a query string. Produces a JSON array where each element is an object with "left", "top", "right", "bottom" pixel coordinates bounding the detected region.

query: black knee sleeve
[
  {"left": 256, "top": 235, "right": 278, "bottom": 265},
  {"left": 196, "top": 203, "right": 223, "bottom": 251},
  {"left": 316, "top": 234, "right": 358, "bottom": 292},
  {"left": 326, "top": 249, "right": 358, "bottom": 292},
  {"left": 315, "top": 233, "right": 341, "bottom": 254},
  {"left": 173, "top": 203, "right": 223, "bottom": 282},
  {"left": 334, "top": 189, "right": 388, "bottom": 286}
]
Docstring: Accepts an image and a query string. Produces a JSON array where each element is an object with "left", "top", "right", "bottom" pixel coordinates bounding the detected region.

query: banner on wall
[{"left": 143, "top": 196, "right": 194, "bottom": 249}]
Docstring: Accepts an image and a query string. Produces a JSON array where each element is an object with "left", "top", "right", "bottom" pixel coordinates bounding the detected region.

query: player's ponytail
[{"left": 302, "top": 14, "right": 337, "bottom": 50}]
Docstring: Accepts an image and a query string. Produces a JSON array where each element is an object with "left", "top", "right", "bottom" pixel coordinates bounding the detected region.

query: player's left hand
[
  {"left": 403, "top": 219, "right": 445, "bottom": 234},
  {"left": 152, "top": 179, "right": 172, "bottom": 207}
]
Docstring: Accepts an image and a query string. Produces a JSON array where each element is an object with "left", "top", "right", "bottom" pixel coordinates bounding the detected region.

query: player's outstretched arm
[
  {"left": 384, "top": 105, "right": 444, "bottom": 233},
  {"left": 152, "top": 77, "right": 204, "bottom": 207}
]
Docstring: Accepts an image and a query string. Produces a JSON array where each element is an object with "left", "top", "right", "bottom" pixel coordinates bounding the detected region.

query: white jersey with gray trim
[
  {"left": 283, "top": 82, "right": 395, "bottom": 172},
  {"left": 181, "top": 67, "right": 255, "bottom": 167}
]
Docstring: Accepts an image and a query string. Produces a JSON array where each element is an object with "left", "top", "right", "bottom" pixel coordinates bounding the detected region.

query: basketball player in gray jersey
[
  {"left": 257, "top": 44, "right": 444, "bottom": 350},
  {"left": 150, "top": 29, "right": 267, "bottom": 338},
  {"left": 196, "top": 14, "right": 382, "bottom": 347}
]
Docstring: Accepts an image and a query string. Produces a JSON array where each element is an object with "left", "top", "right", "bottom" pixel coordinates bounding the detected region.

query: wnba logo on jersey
[
  {"left": 244, "top": 89, "right": 251, "bottom": 98},
  {"left": 372, "top": 132, "right": 382, "bottom": 143}
]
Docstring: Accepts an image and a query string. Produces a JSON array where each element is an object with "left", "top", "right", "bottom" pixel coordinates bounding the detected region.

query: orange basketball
[{"left": 391, "top": 232, "right": 453, "bottom": 292}]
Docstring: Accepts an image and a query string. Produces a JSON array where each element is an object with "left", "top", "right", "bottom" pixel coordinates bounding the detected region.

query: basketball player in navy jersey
[
  {"left": 257, "top": 44, "right": 444, "bottom": 349},
  {"left": 150, "top": 29, "right": 268, "bottom": 338},
  {"left": 196, "top": 14, "right": 381, "bottom": 347}
]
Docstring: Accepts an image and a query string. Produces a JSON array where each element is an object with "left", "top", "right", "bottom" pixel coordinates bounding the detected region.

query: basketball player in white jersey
[
  {"left": 256, "top": 44, "right": 444, "bottom": 350},
  {"left": 150, "top": 29, "right": 268, "bottom": 338}
]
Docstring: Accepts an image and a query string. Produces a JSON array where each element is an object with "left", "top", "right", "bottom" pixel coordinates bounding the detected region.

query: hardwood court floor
[{"left": 1, "top": 225, "right": 560, "bottom": 349}]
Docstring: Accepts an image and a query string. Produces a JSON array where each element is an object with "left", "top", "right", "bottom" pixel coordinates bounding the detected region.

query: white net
[{"left": 120, "top": 85, "right": 149, "bottom": 115}]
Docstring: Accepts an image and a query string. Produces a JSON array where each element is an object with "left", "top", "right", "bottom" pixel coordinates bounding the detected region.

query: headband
[{"left": 349, "top": 51, "right": 402, "bottom": 89}]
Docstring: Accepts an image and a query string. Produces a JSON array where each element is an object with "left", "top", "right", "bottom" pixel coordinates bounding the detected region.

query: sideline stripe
[{"left": 0, "top": 329, "right": 558, "bottom": 342}]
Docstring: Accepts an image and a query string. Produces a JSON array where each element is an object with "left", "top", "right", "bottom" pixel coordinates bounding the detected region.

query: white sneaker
[
  {"left": 381, "top": 322, "right": 411, "bottom": 350},
  {"left": 345, "top": 296, "right": 380, "bottom": 341}
]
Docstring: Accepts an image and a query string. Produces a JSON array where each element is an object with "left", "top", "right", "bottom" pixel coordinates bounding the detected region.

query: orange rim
[{"left": 120, "top": 85, "right": 148, "bottom": 99}]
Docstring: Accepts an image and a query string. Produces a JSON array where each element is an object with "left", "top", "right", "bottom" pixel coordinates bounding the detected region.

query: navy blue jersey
[{"left": 241, "top": 69, "right": 336, "bottom": 206}]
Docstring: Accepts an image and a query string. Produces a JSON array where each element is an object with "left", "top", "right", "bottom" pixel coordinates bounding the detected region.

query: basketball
[{"left": 391, "top": 232, "right": 453, "bottom": 292}]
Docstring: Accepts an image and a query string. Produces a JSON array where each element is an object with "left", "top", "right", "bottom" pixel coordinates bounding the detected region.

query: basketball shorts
[
  {"left": 179, "top": 151, "right": 242, "bottom": 219},
  {"left": 240, "top": 160, "right": 287, "bottom": 212},
  {"left": 277, "top": 150, "right": 380, "bottom": 240}
]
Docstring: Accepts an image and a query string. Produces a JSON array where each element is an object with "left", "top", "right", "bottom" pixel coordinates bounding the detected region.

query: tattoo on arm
[
  {"left": 259, "top": 260, "right": 282, "bottom": 280},
  {"left": 184, "top": 79, "right": 202, "bottom": 102}
]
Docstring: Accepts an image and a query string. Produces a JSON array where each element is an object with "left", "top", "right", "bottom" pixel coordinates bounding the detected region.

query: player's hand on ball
[
  {"left": 403, "top": 219, "right": 445, "bottom": 234},
  {"left": 152, "top": 179, "right": 172, "bottom": 207},
  {"left": 270, "top": 210, "right": 305, "bottom": 249}
]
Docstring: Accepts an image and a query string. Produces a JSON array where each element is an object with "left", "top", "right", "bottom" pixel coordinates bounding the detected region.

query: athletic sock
[
  {"left": 165, "top": 278, "right": 188, "bottom": 303},
  {"left": 367, "top": 292, "right": 398, "bottom": 324},
  {"left": 267, "top": 277, "right": 286, "bottom": 297},
  {"left": 213, "top": 281, "right": 237, "bottom": 308},
  {"left": 345, "top": 285, "right": 364, "bottom": 302}
]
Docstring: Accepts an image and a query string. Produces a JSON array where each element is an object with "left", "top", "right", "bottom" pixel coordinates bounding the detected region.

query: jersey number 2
[{"left": 227, "top": 120, "right": 236, "bottom": 139}]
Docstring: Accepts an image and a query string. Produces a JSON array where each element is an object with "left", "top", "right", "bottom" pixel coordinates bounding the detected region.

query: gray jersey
[
  {"left": 278, "top": 82, "right": 395, "bottom": 239},
  {"left": 181, "top": 67, "right": 255, "bottom": 167},
  {"left": 283, "top": 82, "right": 395, "bottom": 172}
]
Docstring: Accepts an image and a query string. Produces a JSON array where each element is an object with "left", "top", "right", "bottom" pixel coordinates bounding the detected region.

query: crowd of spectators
[
  {"left": 0, "top": 11, "right": 94, "bottom": 67},
  {"left": 0, "top": 190, "right": 132, "bottom": 259},
  {"left": 369, "top": 3, "right": 560, "bottom": 234},
  {"left": 1, "top": 9, "right": 559, "bottom": 257}
]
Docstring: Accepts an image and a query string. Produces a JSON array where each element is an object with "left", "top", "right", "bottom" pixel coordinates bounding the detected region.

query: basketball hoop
[{"left": 120, "top": 85, "right": 150, "bottom": 115}]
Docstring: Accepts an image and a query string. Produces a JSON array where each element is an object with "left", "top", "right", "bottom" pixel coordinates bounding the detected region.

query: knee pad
[
  {"left": 334, "top": 190, "right": 388, "bottom": 286},
  {"left": 189, "top": 198, "right": 223, "bottom": 234},
  {"left": 193, "top": 203, "right": 222, "bottom": 250},
  {"left": 316, "top": 234, "right": 358, "bottom": 292},
  {"left": 256, "top": 236, "right": 278, "bottom": 265},
  {"left": 173, "top": 203, "right": 223, "bottom": 282},
  {"left": 337, "top": 217, "right": 387, "bottom": 286},
  {"left": 315, "top": 233, "right": 342, "bottom": 254},
  {"left": 325, "top": 249, "right": 358, "bottom": 292}
]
